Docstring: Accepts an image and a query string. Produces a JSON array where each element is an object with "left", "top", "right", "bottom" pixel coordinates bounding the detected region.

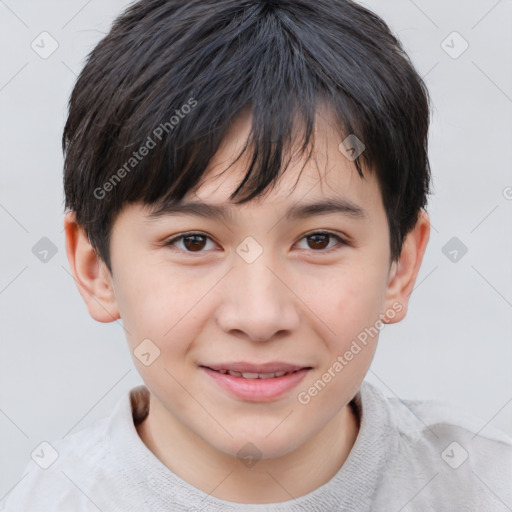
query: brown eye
[
  {"left": 296, "top": 231, "right": 346, "bottom": 252},
  {"left": 165, "top": 232, "right": 215, "bottom": 253},
  {"left": 307, "top": 233, "right": 330, "bottom": 250},
  {"left": 182, "top": 234, "right": 207, "bottom": 251}
]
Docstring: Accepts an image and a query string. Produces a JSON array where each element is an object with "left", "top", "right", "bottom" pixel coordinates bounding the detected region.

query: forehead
[{"left": 182, "top": 109, "right": 382, "bottom": 214}]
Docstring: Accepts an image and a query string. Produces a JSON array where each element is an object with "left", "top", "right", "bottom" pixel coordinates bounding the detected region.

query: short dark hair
[{"left": 63, "top": 0, "right": 432, "bottom": 274}]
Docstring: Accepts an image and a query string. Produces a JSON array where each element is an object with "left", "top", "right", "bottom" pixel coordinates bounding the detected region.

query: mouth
[{"left": 199, "top": 362, "right": 313, "bottom": 401}]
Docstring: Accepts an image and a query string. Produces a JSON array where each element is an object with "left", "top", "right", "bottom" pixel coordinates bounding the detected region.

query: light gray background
[{"left": 1, "top": 0, "right": 511, "bottom": 500}]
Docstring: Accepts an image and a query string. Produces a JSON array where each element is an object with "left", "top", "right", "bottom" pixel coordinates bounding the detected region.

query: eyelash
[{"left": 164, "top": 231, "right": 347, "bottom": 254}]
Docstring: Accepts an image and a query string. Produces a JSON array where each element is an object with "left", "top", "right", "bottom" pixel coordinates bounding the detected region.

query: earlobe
[
  {"left": 63, "top": 211, "right": 120, "bottom": 323},
  {"left": 382, "top": 210, "right": 430, "bottom": 324}
]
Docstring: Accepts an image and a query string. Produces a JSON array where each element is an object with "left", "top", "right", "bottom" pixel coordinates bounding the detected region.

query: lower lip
[{"left": 201, "top": 367, "right": 310, "bottom": 402}]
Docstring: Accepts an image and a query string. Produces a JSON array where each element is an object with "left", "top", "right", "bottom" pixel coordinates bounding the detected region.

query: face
[{"left": 68, "top": 109, "right": 428, "bottom": 462}]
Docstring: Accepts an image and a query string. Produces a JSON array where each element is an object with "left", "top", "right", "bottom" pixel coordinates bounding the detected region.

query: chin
[{"left": 208, "top": 425, "right": 308, "bottom": 462}]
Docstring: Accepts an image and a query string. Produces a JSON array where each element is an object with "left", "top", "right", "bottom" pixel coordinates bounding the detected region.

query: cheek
[
  {"left": 296, "top": 272, "right": 383, "bottom": 411},
  {"left": 113, "top": 263, "right": 206, "bottom": 352},
  {"left": 291, "top": 258, "right": 387, "bottom": 338},
  {"left": 114, "top": 269, "right": 207, "bottom": 403}
]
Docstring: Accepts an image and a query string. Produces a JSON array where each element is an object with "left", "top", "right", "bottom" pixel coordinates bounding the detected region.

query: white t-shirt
[{"left": 2, "top": 381, "right": 511, "bottom": 511}]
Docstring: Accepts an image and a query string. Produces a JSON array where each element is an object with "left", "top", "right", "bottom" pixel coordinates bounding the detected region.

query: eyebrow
[{"left": 146, "top": 197, "right": 367, "bottom": 223}]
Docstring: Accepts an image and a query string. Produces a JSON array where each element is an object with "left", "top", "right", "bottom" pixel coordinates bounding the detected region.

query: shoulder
[
  {"left": 387, "top": 392, "right": 512, "bottom": 464},
  {"left": 0, "top": 389, "right": 146, "bottom": 512},
  {"left": 1, "top": 417, "right": 109, "bottom": 511},
  {"left": 362, "top": 382, "right": 512, "bottom": 511}
]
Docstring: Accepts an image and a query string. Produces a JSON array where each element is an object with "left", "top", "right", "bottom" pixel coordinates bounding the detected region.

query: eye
[
  {"left": 165, "top": 232, "right": 217, "bottom": 253},
  {"left": 295, "top": 231, "right": 346, "bottom": 252}
]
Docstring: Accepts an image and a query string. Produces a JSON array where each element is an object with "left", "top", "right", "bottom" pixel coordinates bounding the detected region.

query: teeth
[{"left": 219, "top": 370, "right": 294, "bottom": 379}]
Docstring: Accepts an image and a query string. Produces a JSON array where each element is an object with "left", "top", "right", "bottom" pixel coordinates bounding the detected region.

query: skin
[{"left": 64, "top": 108, "right": 430, "bottom": 504}]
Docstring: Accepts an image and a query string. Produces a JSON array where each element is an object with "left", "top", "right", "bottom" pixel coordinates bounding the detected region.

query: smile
[{"left": 200, "top": 364, "right": 312, "bottom": 402}]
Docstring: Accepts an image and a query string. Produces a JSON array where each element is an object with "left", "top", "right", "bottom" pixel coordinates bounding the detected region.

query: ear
[
  {"left": 382, "top": 209, "right": 430, "bottom": 324},
  {"left": 63, "top": 211, "right": 120, "bottom": 323}
]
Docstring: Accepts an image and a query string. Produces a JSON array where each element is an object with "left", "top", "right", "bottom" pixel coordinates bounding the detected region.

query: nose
[{"left": 214, "top": 254, "right": 300, "bottom": 343}]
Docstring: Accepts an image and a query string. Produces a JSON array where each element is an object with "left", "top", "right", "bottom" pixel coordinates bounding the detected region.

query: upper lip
[{"left": 201, "top": 362, "right": 311, "bottom": 373}]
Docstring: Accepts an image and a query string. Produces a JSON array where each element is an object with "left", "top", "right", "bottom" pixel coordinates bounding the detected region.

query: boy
[{"left": 3, "top": 0, "right": 511, "bottom": 510}]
